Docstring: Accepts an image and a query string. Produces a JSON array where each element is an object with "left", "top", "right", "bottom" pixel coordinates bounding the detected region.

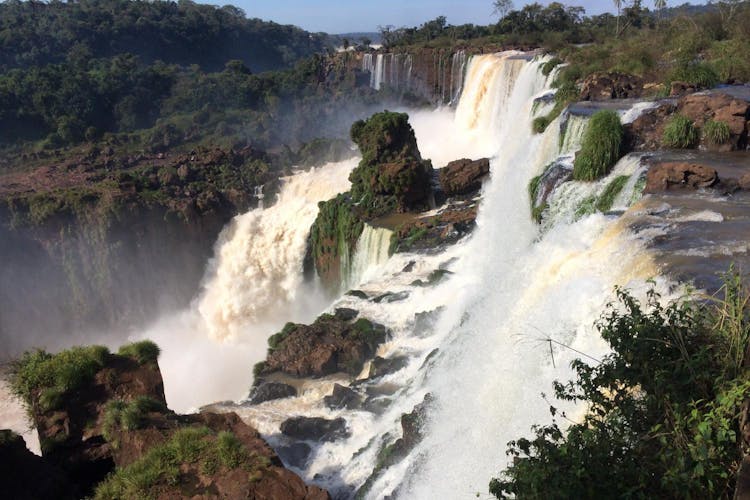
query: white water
[
  {"left": 344, "top": 224, "right": 394, "bottom": 291},
  {"left": 198, "top": 160, "right": 357, "bottom": 341},
  {"left": 226, "top": 53, "right": 674, "bottom": 499}
]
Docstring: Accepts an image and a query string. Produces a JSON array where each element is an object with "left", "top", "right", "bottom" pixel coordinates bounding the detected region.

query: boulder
[
  {"left": 334, "top": 307, "right": 359, "bottom": 321},
  {"left": 740, "top": 173, "right": 750, "bottom": 190},
  {"left": 373, "top": 291, "right": 410, "bottom": 303},
  {"left": 645, "top": 162, "right": 719, "bottom": 192},
  {"left": 260, "top": 315, "right": 388, "bottom": 378},
  {"left": 324, "top": 383, "right": 362, "bottom": 410},
  {"left": 280, "top": 417, "right": 349, "bottom": 442},
  {"left": 248, "top": 382, "right": 297, "bottom": 405},
  {"left": 367, "top": 356, "right": 410, "bottom": 379},
  {"left": 438, "top": 158, "right": 490, "bottom": 196},
  {"left": 669, "top": 81, "right": 698, "bottom": 97},
  {"left": 580, "top": 72, "right": 644, "bottom": 101}
]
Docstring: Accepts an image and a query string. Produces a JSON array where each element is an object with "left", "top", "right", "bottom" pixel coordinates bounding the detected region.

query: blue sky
[{"left": 204, "top": 0, "right": 622, "bottom": 33}]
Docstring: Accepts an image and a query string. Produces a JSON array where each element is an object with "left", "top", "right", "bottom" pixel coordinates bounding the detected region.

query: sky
[{"left": 202, "top": 0, "right": 622, "bottom": 34}]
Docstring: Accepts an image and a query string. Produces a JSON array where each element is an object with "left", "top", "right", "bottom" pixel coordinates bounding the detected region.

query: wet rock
[
  {"left": 248, "top": 382, "right": 297, "bottom": 405},
  {"left": 280, "top": 417, "right": 349, "bottom": 442},
  {"left": 261, "top": 315, "right": 388, "bottom": 378},
  {"left": 410, "top": 269, "right": 452, "bottom": 287},
  {"left": 438, "top": 158, "right": 490, "bottom": 196},
  {"left": 580, "top": 72, "right": 644, "bottom": 101},
  {"left": 346, "top": 290, "right": 369, "bottom": 300},
  {"left": 367, "top": 356, "right": 410, "bottom": 379},
  {"left": 363, "top": 397, "right": 392, "bottom": 415},
  {"left": 645, "top": 162, "right": 719, "bottom": 192},
  {"left": 276, "top": 442, "right": 312, "bottom": 469},
  {"left": 413, "top": 308, "right": 444, "bottom": 338},
  {"left": 324, "top": 383, "right": 362, "bottom": 410},
  {"left": 334, "top": 307, "right": 359, "bottom": 321},
  {"left": 402, "top": 260, "right": 417, "bottom": 273},
  {"left": 531, "top": 162, "right": 573, "bottom": 222},
  {"left": 740, "top": 173, "right": 750, "bottom": 190},
  {"left": 373, "top": 291, "right": 410, "bottom": 303}
]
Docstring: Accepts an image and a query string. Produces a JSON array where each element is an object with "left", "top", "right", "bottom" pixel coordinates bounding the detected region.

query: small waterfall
[
  {"left": 372, "top": 54, "right": 385, "bottom": 90},
  {"left": 197, "top": 159, "right": 358, "bottom": 341},
  {"left": 559, "top": 112, "right": 589, "bottom": 154},
  {"left": 253, "top": 184, "right": 265, "bottom": 209},
  {"left": 344, "top": 224, "right": 393, "bottom": 290},
  {"left": 362, "top": 53, "right": 374, "bottom": 76},
  {"left": 448, "top": 50, "right": 468, "bottom": 105}
]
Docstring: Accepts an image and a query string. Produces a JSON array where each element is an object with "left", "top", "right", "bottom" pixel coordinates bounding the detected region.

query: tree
[{"left": 493, "top": 0, "right": 514, "bottom": 20}]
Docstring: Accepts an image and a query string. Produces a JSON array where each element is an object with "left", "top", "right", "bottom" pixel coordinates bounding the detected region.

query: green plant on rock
[
  {"left": 491, "top": 271, "right": 750, "bottom": 499},
  {"left": 118, "top": 340, "right": 161, "bottom": 365},
  {"left": 670, "top": 62, "right": 720, "bottom": 89},
  {"left": 267, "top": 322, "right": 297, "bottom": 351},
  {"left": 541, "top": 57, "right": 563, "bottom": 77},
  {"left": 703, "top": 120, "right": 731, "bottom": 145},
  {"left": 663, "top": 114, "right": 698, "bottom": 149},
  {"left": 572, "top": 110, "right": 624, "bottom": 181},
  {"left": 9, "top": 345, "right": 110, "bottom": 414},
  {"left": 103, "top": 396, "right": 166, "bottom": 447}
]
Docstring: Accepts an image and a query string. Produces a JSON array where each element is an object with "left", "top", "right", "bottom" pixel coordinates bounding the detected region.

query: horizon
[{"left": 201, "top": 0, "right": 707, "bottom": 34}]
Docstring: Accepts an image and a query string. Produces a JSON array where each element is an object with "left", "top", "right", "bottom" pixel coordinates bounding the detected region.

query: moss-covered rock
[{"left": 348, "top": 111, "right": 433, "bottom": 218}]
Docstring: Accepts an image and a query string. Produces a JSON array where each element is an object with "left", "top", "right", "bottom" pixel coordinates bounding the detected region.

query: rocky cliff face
[{"left": 6, "top": 341, "right": 329, "bottom": 499}]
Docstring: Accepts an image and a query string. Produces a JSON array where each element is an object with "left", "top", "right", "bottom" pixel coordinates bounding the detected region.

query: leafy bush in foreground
[
  {"left": 491, "top": 271, "right": 750, "bottom": 499},
  {"left": 572, "top": 110, "right": 624, "bottom": 181}
]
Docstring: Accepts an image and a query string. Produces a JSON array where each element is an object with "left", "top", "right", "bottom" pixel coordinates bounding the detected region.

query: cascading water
[
  {"left": 343, "top": 224, "right": 394, "bottom": 291},
  {"left": 448, "top": 50, "right": 468, "bottom": 105},
  {"left": 228, "top": 52, "right": 673, "bottom": 499},
  {"left": 198, "top": 159, "right": 358, "bottom": 341}
]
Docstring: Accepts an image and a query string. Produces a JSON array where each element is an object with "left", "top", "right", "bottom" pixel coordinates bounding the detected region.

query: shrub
[
  {"left": 541, "top": 57, "right": 563, "bottom": 77},
  {"left": 532, "top": 116, "right": 550, "bottom": 134},
  {"left": 662, "top": 115, "right": 698, "bottom": 149},
  {"left": 118, "top": 340, "right": 160, "bottom": 365},
  {"left": 9, "top": 345, "right": 110, "bottom": 413},
  {"left": 572, "top": 110, "right": 624, "bottom": 181},
  {"left": 103, "top": 396, "right": 166, "bottom": 445},
  {"left": 267, "top": 323, "right": 297, "bottom": 351},
  {"left": 670, "top": 62, "right": 720, "bottom": 89},
  {"left": 491, "top": 272, "right": 750, "bottom": 499},
  {"left": 703, "top": 119, "right": 731, "bottom": 145}
]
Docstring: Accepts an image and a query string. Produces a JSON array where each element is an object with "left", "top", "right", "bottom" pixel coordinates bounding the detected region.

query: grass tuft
[
  {"left": 702, "top": 119, "right": 731, "bottom": 145},
  {"left": 118, "top": 340, "right": 160, "bottom": 365},
  {"left": 573, "top": 110, "right": 624, "bottom": 181},
  {"left": 662, "top": 114, "right": 698, "bottom": 149}
]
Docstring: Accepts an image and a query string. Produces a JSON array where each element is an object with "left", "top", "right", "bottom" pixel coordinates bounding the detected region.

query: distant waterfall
[
  {"left": 198, "top": 159, "right": 358, "bottom": 340},
  {"left": 448, "top": 50, "right": 468, "bottom": 105}
]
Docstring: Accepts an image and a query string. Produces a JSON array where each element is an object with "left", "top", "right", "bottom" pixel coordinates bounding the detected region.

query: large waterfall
[{"left": 226, "top": 52, "right": 668, "bottom": 498}]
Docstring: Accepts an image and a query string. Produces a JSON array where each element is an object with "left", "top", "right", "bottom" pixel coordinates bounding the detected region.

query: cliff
[{"left": 6, "top": 340, "right": 329, "bottom": 499}]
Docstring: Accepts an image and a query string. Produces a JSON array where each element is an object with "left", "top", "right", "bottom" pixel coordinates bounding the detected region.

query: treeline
[{"left": 0, "top": 0, "right": 332, "bottom": 73}]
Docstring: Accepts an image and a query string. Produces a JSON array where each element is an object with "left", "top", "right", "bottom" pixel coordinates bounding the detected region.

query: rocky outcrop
[
  {"left": 248, "top": 382, "right": 298, "bottom": 405},
  {"left": 258, "top": 314, "right": 388, "bottom": 379},
  {"left": 8, "top": 342, "right": 329, "bottom": 499},
  {"left": 644, "top": 162, "right": 719, "bottom": 192},
  {"left": 324, "top": 384, "right": 362, "bottom": 410},
  {"left": 280, "top": 416, "right": 349, "bottom": 442},
  {"left": 579, "top": 72, "right": 644, "bottom": 101},
  {"left": 626, "top": 91, "right": 750, "bottom": 152},
  {"left": 438, "top": 158, "right": 490, "bottom": 197}
]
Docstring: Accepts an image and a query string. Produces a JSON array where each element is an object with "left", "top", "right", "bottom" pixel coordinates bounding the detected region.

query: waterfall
[
  {"left": 344, "top": 224, "right": 393, "bottom": 291},
  {"left": 197, "top": 159, "right": 357, "bottom": 341},
  {"left": 559, "top": 112, "right": 589, "bottom": 154},
  {"left": 449, "top": 50, "right": 468, "bottom": 105},
  {"left": 372, "top": 54, "right": 385, "bottom": 90},
  {"left": 362, "top": 53, "right": 374, "bottom": 76}
]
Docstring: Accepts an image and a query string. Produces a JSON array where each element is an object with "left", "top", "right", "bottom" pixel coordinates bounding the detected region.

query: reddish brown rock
[
  {"left": 261, "top": 315, "right": 388, "bottom": 378},
  {"left": 645, "top": 162, "right": 719, "bottom": 192},
  {"left": 580, "top": 72, "right": 644, "bottom": 101},
  {"left": 438, "top": 158, "right": 490, "bottom": 196},
  {"left": 740, "top": 173, "right": 750, "bottom": 190},
  {"left": 677, "top": 92, "right": 750, "bottom": 151},
  {"left": 0, "top": 430, "right": 75, "bottom": 499}
]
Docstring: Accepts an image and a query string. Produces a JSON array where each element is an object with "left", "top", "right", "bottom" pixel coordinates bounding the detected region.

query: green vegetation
[
  {"left": 118, "top": 341, "right": 160, "bottom": 365},
  {"left": 9, "top": 345, "right": 109, "bottom": 413},
  {"left": 703, "top": 119, "right": 732, "bottom": 145},
  {"left": 663, "top": 114, "right": 698, "bottom": 149},
  {"left": 95, "top": 426, "right": 271, "bottom": 499},
  {"left": 351, "top": 318, "right": 387, "bottom": 353},
  {"left": 528, "top": 174, "right": 548, "bottom": 223},
  {"left": 309, "top": 194, "right": 365, "bottom": 282},
  {"left": 532, "top": 80, "right": 579, "bottom": 134},
  {"left": 595, "top": 175, "right": 629, "bottom": 212},
  {"left": 267, "top": 323, "right": 298, "bottom": 351},
  {"left": 103, "top": 396, "right": 167, "bottom": 446},
  {"left": 491, "top": 271, "right": 750, "bottom": 499},
  {"left": 541, "top": 57, "right": 564, "bottom": 77},
  {"left": 572, "top": 110, "right": 624, "bottom": 181}
]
